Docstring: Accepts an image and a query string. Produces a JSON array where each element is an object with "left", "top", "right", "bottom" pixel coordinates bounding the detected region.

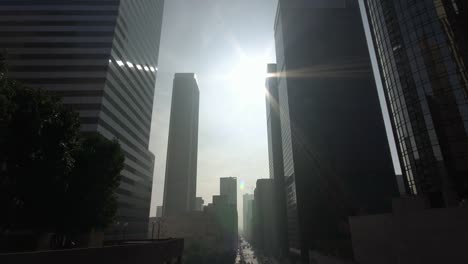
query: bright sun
[{"left": 228, "top": 56, "right": 268, "bottom": 99}]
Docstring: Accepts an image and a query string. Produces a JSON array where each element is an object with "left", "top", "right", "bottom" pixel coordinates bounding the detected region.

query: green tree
[
  {"left": 65, "top": 132, "right": 124, "bottom": 233},
  {"left": 1, "top": 57, "right": 123, "bottom": 245},
  {"left": 0, "top": 74, "right": 81, "bottom": 232}
]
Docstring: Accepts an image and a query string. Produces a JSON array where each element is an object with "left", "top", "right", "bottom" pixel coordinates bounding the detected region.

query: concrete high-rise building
[
  {"left": 0, "top": 0, "right": 164, "bottom": 238},
  {"left": 242, "top": 193, "right": 254, "bottom": 240},
  {"left": 265, "top": 63, "right": 288, "bottom": 257},
  {"left": 274, "top": 0, "right": 398, "bottom": 260},
  {"left": 220, "top": 177, "right": 237, "bottom": 206},
  {"left": 163, "top": 73, "right": 199, "bottom": 216},
  {"left": 195, "top": 197, "right": 204, "bottom": 211},
  {"left": 363, "top": 0, "right": 468, "bottom": 207}
]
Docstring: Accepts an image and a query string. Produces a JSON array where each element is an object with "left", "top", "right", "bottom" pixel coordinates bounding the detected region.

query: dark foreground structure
[
  {"left": 350, "top": 198, "right": 468, "bottom": 264},
  {"left": 0, "top": 0, "right": 165, "bottom": 238},
  {"left": 0, "top": 239, "right": 183, "bottom": 264},
  {"left": 273, "top": 0, "right": 399, "bottom": 261}
]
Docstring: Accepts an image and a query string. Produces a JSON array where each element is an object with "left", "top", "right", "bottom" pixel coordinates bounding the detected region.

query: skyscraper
[
  {"left": 242, "top": 193, "right": 254, "bottom": 240},
  {"left": 252, "top": 179, "right": 280, "bottom": 256},
  {"left": 265, "top": 63, "right": 288, "bottom": 256},
  {"left": 163, "top": 73, "right": 199, "bottom": 216},
  {"left": 363, "top": 0, "right": 468, "bottom": 207},
  {"left": 274, "top": 0, "right": 398, "bottom": 260},
  {"left": 195, "top": 197, "right": 204, "bottom": 211},
  {"left": 0, "top": 0, "right": 164, "bottom": 238},
  {"left": 220, "top": 177, "right": 237, "bottom": 206}
]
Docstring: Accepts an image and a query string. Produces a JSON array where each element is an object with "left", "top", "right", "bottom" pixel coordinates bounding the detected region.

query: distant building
[
  {"left": 273, "top": 0, "right": 398, "bottom": 260},
  {"left": 220, "top": 177, "right": 237, "bottom": 206},
  {"left": 363, "top": 0, "right": 468, "bottom": 207},
  {"left": 195, "top": 197, "right": 204, "bottom": 211},
  {"left": 163, "top": 73, "right": 200, "bottom": 216},
  {"left": 242, "top": 194, "right": 254, "bottom": 241},
  {"left": 212, "top": 195, "right": 228, "bottom": 206},
  {"left": 161, "top": 190, "right": 238, "bottom": 260},
  {"left": 211, "top": 194, "right": 238, "bottom": 253},
  {"left": 252, "top": 179, "right": 280, "bottom": 257},
  {"left": 160, "top": 210, "right": 237, "bottom": 261},
  {"left": 0, "top": 0, "right": 165, "bottom": 238},
  {"left": 156, "top": 206, "right": 163, "bottom": 218}
]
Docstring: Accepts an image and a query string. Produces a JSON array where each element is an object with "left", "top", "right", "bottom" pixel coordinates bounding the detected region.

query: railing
[{"left": 0, "top": 238, "right": 184, "bottom": 264}]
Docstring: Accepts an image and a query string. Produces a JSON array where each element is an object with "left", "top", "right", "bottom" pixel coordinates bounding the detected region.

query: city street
[{"left": 236, "top": 238, "right": 258, "bottom": 264}]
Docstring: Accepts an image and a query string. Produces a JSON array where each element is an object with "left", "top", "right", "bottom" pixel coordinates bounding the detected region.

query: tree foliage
[
  {"left": 1, "top": 58, "right": 124, "bottom": 236},
  {"left": 0, "top": 79, "right": 81, "bottom": 231},
  {"left": 65, "top": 132, "right": 124, "bottom": 233}
]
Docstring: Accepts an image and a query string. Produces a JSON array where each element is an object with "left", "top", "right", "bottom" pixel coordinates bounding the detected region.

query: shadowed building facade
[
  {"left": 0, "top": 0, "right": 164, "bottom": 238},
  {"left": 163, "top": 73, "right": 199, "bottom": 216},
  {"left": 252, "top": 179, "right": 280, "bottom": 257},
  {"left": 242, "top": 193, "right": 254, "bottom": 241},
  {"left": 265, "top": 63, "right": 288, "bottom": 257},
  {"left": 195, "top": 197, "right": 204, "bottom": 211},
  {"left": 274, "top": 0, "right": 398, "bottom": 261},
  {"left": 220, "top": 177, "right": 237, "bottom": 207},
  {"left": 363, "top": 0, "right": 468, "bottom": 207}
]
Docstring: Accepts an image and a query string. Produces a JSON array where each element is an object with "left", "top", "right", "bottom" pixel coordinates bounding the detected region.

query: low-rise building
[{"left": 350, "top": 197, "right": 468, "bottom": 264}]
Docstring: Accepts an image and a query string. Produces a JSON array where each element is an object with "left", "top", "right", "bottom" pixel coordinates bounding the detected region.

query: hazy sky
[
  {"left": 148, "top": 0, "right": 403, "bottom": 224},
  {"left": 149, "top": 0, "right": 279, "bottom": 220}
]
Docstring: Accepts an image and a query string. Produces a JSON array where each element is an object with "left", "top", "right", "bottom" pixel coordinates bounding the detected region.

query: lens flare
[{"left": 239, "top": 179, "right": 245, "bottom": 191}]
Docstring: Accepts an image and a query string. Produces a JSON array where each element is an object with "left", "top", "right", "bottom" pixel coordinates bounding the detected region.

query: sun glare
[{"left": 228, "top": 56, "right": 268, "bottom": 98}]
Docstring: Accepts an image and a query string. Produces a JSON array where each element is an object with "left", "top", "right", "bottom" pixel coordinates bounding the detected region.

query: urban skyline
[
  {"left": 149, "top": 0, "right": 406, "bottom": 222},
  {"left": 1, "top": 0, "right": 467, "bottom": 263}
]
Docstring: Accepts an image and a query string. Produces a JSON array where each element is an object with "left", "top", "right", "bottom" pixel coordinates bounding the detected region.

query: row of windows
[{"left": 367, "top": 0, "right": 468, "bottom": 197}]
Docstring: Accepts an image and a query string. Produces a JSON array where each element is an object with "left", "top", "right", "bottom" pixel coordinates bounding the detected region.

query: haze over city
[
  {"left": 1, "top": 0, "right": 467, "bottom": 263},
  {"left": 149, "top": 0, "right": 403, "bottom": 221},
  {"left": 149, "top": 0, "right": 278, "bottom": 218}
]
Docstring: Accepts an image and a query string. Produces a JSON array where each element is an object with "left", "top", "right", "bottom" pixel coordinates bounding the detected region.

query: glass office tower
[
  {"left": 274, "top": 0, "right": 398, "bottom": 260},
  {"left": 0, "top": 0, "right": 164, "bottom": 238},
  {"left": 364, "top": 0, "right": 468, "bottom": 207}
]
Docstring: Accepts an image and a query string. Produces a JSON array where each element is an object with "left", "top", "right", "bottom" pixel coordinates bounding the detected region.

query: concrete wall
[{"left": 0, "top": 239, "right": 183, "bottom": 264}]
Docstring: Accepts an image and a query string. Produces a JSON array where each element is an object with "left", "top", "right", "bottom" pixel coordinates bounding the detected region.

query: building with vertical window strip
[
  {"left": 0, "top": 0, "right": 164, "bottom": 238},
  {"left": 364, "top": 0, "right": 468, "bottom": 207},
  {"left": 273, "top": 0, "right": 398, "bottom": 261}
]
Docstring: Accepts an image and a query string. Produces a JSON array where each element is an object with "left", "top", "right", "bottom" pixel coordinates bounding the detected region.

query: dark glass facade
[
  {"left": 364, "top": 0, "right": 468, "bottom": 207},
  {"left": 0, "top": 0, "right": 164, "bottom": 238},
  {"left": 163, "top": 73, "right": 199, "bottom": 216},
  {"left": 274, "top": 0, "right": 398, "bottom": 260}
]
